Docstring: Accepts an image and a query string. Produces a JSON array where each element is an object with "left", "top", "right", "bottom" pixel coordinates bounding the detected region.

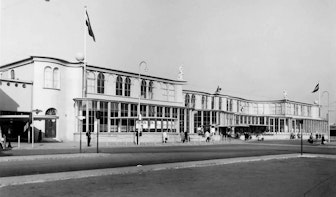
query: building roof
[{"left": 0, "top": 56, "right": 187, "bottom": 85}]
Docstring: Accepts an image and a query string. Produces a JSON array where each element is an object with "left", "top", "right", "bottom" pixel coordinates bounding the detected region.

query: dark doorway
[{"left": 45, "top": 108, "right": 57, "bottom": 138}]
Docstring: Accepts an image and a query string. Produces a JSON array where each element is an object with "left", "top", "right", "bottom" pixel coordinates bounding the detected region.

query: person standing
[
  {"left": 7, "top": 128, "right": 12, "bottom": 148},
  {"left": 86, "top": 130, "right": 91, "bottom": 147}
]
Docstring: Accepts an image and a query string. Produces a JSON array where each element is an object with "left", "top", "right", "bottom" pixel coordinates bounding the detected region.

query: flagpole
[{"left": 84, "top": 6, "right": 88, "bottom": 143}]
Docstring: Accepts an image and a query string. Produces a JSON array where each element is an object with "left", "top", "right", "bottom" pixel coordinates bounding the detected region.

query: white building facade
[{"left": 0, "top": 56, "right": 328, "bottom": 142}]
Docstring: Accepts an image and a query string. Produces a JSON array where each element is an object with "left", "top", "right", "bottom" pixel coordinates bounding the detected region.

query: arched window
[
  {"left": 191, "top": 94, "right": 196, "bottom": 108},
  {"left": 125, "top": 77, "right": 131, "bottom": 96},
  {"left": 185, "top": 94, "right": 190, "bottom": 107},
  {"left": 116, "top": 75, "right": 123, "bottom": 96},
  {"left": 53, "top": 68, "right": 60, "bottom": 89},
  {"left": 87, "top": 72, "right": 95, "bottom": 93},
  {"left": 202, "top": 95, "right": 206, "bottom": 109},
  {"left": 141, "top": 80, "right": 146, "bottom": 99},
  {"left": 97, "top": 72, "right": 105, "bottom": 94},
  {"left": 148, "top": 81, "right": 154, "bottom": 99},
  {"left": 44, "top": 67, "right": 53, "bottom": 88},
  {"left": 46, "top": 108, "right": 57, "bottom": 115},
  {"left": 10, "top": 70, "right": 15, "bottom": 79}
]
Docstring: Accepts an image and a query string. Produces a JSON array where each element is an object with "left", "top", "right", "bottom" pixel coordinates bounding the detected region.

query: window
[
  {"left": 52, "top": 68, "right": 60, "bottom": 89},
  {"left": 191, "top": 94, "right": 196, "bottom": 108},
  {"left": 125, "top": 77, "right": 131, "bottom": 97},
  {"left": 140, "top": 105, "right": 146, "bottom": 117},
  {"left": 116, "top": 76, "right": 123, "bottom": 96},
  {"left": 219, "top": 97, "right": 222, "bottom": 110},
  {"left": 44, "top": 67, "right": 53, "bottom": 88},
  {"left": 172, "top": 108, "right": 178, "bottom": 118},
  {"left": 149, "top": 106, "right": 155, "bottom": 117},
  {"left": 141, "top": 80, "right": 147, "bottom": 99},
  {"left": 165, "top": 107, "right": 170, "bottom": 118},
  {"left": 148, "top": 81, "right": 154, "bottom": 99},
  {"left": 131, "top": 104, "right": 137, "bottom": 117},
  {"left": 110, "top": 102, "right": 118, "bottom": 117},
  {"left": 97, "top": 73, "right": 105, "bottom": 94},
  {"left": 157, "top": 106, "right": 163, "bottom": 117},
  {"left": 87, "top": 72, "right": 95, "bottom": 93},
  {"left": 10, "top": 70, "right": 15, "bottom": 79},
  {"left": 202, "top": 96, "right": 206, "bottom": 109},
  {"left": 185, "top": 94, "right": 190, "bottom": 107},
  {"left": 211, "top": 97, "right": 215, "bottom": 109},
  {"left": 121, "top": 103, "right": 128, "bottom": 117}
]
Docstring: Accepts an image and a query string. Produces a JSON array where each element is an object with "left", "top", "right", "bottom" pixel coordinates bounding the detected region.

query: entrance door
[
  {"left": 45, "top": 108, "right": 57, "bottom": 138},
  {"left": 45, "top": 119, "right": 56, "bottom": 138}
]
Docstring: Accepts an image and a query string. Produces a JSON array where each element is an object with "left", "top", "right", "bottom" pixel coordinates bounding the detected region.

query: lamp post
[
  {"left": 137, "top": 61, "right": 147, "bottom": 145},
  {"left": 322, "top": 91, "right": 330, "bottom": 143},
  {"left": 76, "top": 53, "right": 86, "bottom": 152},
  {"left": 31, "top": 109, "right": 42, "bottom": 148}
]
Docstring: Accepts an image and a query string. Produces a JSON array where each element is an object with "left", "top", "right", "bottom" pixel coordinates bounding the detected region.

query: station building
[{"left": 0, "top": 56, "right": 328, "bottom": 143}]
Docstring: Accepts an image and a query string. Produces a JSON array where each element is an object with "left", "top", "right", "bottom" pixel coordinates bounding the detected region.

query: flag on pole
[
  {"left": 86, "top": 10, "right": 96, "bottom": 42},
  {"left": 312, "top": 83, "right": 319, "bottom": 93}
]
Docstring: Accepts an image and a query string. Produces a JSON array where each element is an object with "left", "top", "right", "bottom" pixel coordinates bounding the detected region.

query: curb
[{"left": 1, "top": 153, "right": 335, "bottom": 188}]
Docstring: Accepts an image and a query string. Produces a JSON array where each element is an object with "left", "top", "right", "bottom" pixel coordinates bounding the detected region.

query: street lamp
[
  {"left": 137, "top": 61, "right": 147, "bottom": 145},
  {"left": 31, "top": 109, "right": 42, "bottom": 148},
  {"left": 322, "top": 91, "right": 330, "bottom": 143}
]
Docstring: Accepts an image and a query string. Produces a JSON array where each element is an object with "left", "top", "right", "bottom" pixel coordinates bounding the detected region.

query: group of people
[
  {"left": 308, "top": 133, "right": 326, "bottom": 145},
  {"left": 0, "top": 128, "right": 12, "bottom": 149}
]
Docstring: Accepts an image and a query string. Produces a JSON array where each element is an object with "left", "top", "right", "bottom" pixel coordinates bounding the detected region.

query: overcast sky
[{"left": 1, "top": 0, "right": 335, "bottom": 121}]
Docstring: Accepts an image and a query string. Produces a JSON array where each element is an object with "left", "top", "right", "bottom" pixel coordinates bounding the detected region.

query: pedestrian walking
[
  {"left": 205, "top": 131, "right": 210, "bottom": 142},
  {"left": 86, "top": 130, "right": 91, "bottom": 147},
  {"left": 162, "top": 130, "right": 168, "bottom": 143},
  {"left": 321, "top": 135, "right": 326, "bottom": 145}
]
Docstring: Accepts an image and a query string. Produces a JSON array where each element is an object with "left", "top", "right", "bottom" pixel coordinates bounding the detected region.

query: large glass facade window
[
  {"left": 97, "top": 72, "right": 105, "bottom": 94},
  {"left": 211, "top": 111, "right": 216, "bottom": 124},
  {"left": 99, "top": 102, "right": 108, "bottom": 132},
  {"left": 125, "top": 77, "right": 131, "bottom": 97},
  {"left": 179, "top": 109, "right": 185, "bottom": 133},
  {"left": 203, "top": 111, "right": 210, "bottom": 131},
  {"left": 194, "top": 111, "right": 202, "bottom": 133},
  {"left": 116, "top": 76, "right": 123, "bottom": 96},
  {"left": 141, "top": 80, "right": 147, "bottom": 99}
]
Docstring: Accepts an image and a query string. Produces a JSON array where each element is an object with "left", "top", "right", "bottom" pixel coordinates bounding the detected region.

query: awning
[
  {"left": 0, "top": 115, "right": 58, "bottom": 121},
  {"left": 34, "top": 115, "right": 59, "bottom": 120}
]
